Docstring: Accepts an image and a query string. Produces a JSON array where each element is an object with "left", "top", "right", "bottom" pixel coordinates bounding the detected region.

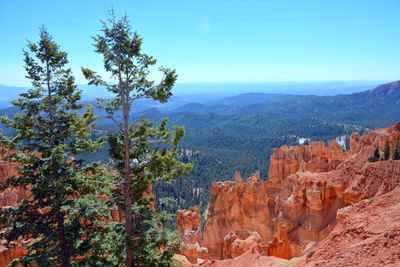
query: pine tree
[
  {"left": 368, "top": 145, "right": 380, "bottom": 162},
  {"left": 0, "top": 27, "right": 111, "bottom": 266},
  {"left": 82, "top": 12, "right": 191, "bottom": 266},
  {"left": 392, "top": 141, "right": 400, "bottom": 160},
  {"left": 383, "top": 140, "right": 390, "bottom": 161},
  {"left": 106, "top": 119, "right": 191, "bottom": 266}
]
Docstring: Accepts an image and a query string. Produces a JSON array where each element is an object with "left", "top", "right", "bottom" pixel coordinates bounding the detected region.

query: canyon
[
  {"left": 177, "top": 123, "right": 400, "bottom": 266},
  {"left": 0, "top": 123, "right": 399, "bottom": 266}
]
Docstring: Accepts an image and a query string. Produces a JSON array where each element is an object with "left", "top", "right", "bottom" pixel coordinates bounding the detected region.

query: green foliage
[
  {"left": 0, "top": 27, "right": 109, "bottom": 266},
  {"left": 82, "top": 12, "right": 177, "bottom": 115},
  {"left": 383, "top": 140, "right": 390, "bottom": 161},
  {"left": 144, "top": 113, "right": 368, "bottom": 225},
  {"left": 392, "top": 141, "right": 400, "bottom": 160},
  {"left": 230, "top": 83, "right": 400, "bottom": 128},
  {"left": 83, "top": 11, "right": 189, "bottom": 266},
  {"left": 368, "top": 145, "right": 380, "bottom": 162},
  {"left": 76, "top": 112, "right": 368, "bottom": 228},
  {"left": 105, "top": 119, "right": 191, "bottom": 266}
]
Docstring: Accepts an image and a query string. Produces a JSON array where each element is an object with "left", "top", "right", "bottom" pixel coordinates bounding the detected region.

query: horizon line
[{"left": 0, "top": 79, "right": 393, "bottom": 88}]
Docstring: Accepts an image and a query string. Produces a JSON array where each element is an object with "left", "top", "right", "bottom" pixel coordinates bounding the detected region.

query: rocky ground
[{"left": 294, "top": 187, "right": 400, "bottom": 267}]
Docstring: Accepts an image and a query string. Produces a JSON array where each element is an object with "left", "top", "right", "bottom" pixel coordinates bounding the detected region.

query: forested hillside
[
  {"left": 149, "top": 115, "right": 368, "bottom": 218},
  {"left": 82, "top": 110, "right": 370, "bottom": 224},
  {"left": 0, "top": 95, "right": 373, "bottom": 226},
  {"left": 4, "top": 81, "right": 397, "bottom": 226},
  {"left": 170, "top": 81, "right": 400, "bottom": 128}
]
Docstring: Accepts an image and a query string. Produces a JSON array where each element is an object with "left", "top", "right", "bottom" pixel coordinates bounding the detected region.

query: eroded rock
[{"left": 177, "top": 123, "right": 400, "bottom": 265}]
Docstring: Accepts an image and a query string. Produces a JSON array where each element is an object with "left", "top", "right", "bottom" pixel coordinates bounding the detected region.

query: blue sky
[{"left": 1, "top": 0, "right": 399, "bottom": 86}]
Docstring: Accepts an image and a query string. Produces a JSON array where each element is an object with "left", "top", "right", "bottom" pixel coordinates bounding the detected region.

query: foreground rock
[
  {"left": 179, "top": 186, "right": 400, "bottom": 267},
  {"left": 183, "top": 251, "right": 291, "bottom": 267},
  {"left": 294, "top": 187, "right": 400, "bottom": 267},
  {"left": 177, "top": 123, "right": 400, "bottom": 265},
  {"left": 222, "top": 229, "right": 264, "bottom": 259}
]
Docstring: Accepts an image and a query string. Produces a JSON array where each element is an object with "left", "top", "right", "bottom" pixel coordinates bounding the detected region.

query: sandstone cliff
[
  {"left": 0, "top": 149, "right": 30, "bottom": 267},
  {"left": 293, "top": 187, "right": 400, "bottom": 267},
  {"left": 176, "top": 206, "right": 208, "bottom": 262},
  {"left": 177, "top": 123, "right": 400, "bottom": 265},
  {"left": 0, "top": 149, "right": 30, "bottom": 207}
]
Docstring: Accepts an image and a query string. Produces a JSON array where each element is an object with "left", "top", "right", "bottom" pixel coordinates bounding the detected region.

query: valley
[
  {"left": 3, "top": 81, "right": 400, "bottom": 222},
  {"left": 1, "top": 2, "right": 399, "bottom": 266}
]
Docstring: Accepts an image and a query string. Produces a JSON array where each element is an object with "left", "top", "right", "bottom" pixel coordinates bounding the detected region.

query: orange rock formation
[
  {"left": 0, "top": 150, "right": 30, "bottom": 207},
  {"left": 177, "top": 206, "right": 201, "bottom": 244},
  {"left": 222, "top": 229, "right": 265, "bottom": 259},
  {"left": 268, "top": 140, "right": 349, "bottom": 183},
  {"left": 0, "top": 246, "right": 26, "bottom": 267},
  {"left": 294, "top": 187, "right": 400, "bottom": 267},
  {"left": 176, "top": 206, "right": 208, "bottom": 262},
  {"left": 177, "top": 123, "right": 400, "bottom": 265}
]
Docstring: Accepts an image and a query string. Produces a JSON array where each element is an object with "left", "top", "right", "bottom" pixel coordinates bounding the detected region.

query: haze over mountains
[
  {"left": 0, "top": 80, "right": 385, "bottom": 109},
  {"left": 2, "top": 80, "right": 397, "bottom": 128},
  {"left": 171, "top": 80, "right": 400, "bottom": 128}
]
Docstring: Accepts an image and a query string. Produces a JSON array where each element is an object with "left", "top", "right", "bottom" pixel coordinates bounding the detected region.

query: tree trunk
[
  {"left": 56, "top": 199, "right": 71, "bottom": 267},
  {"left": 123, "top": 101, "right": 134, "bottom": 267},
  {"left": 46, "top": 60, "right": 71, "bottom": 267}
]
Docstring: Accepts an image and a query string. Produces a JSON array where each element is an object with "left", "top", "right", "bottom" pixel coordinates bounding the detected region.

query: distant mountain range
[
  {"left": 1, "top": 81, "right": 399, "bottom": 128},
  {"left": 0, "top": 80, "right": 385, "bottom": 109},
  {"left": 166, "top": 80, "right": 400, "bottom": 128}
]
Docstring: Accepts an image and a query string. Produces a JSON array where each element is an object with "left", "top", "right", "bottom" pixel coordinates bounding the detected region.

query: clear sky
[{"left": 1, "top": 0, "right": 399, "bottom": 86}]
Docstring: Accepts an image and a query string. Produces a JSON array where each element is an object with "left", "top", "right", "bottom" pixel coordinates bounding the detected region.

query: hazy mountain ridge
[
  {"left": 168, "top": 80, "right": 400, "bottom": 128},
  {"left": 204, "top": 92, "right": 286, "bottom": 106},
  {"left": 0, "top": 80, "right": 385, "bottom": 108},
  {"left": 243, "top": 80, "right": 400, "bottom": 127}
]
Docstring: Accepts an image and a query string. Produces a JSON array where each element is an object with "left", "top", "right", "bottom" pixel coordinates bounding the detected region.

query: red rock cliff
[
  {"left": 176, "top": 206, "right": 208, "bottom": 262},
  {"left": 268, "top": 140, "right": 350, "bottom": 183},
  {"left": 293, "top": 186, "right": 400, "bottom": 267},
  {"left": 177, "top": 123, "right": 400, "bottom": 264},
  {"left": 0, "top": 149, "right": 30, "bottom": 207},
  {"left": 0, "top": 149, "right": 30, "bottom": 267}
]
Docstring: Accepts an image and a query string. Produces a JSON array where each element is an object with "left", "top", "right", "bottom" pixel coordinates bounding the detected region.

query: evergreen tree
[
  {"left": 0, "top": 27, "right": 111, "bottom": 266},
  {"left": 383, "top": 140, "right": 390, "bottom": 161},
  {"left": 368, "top": 145, "right": 380, "bottom": 162},
  {"left": 106, "top": 119, "right": 191, "bottom": 266},
  {"left": 82, "top": 12, "right": 191, "bottom": 266},
  {"left": 392, "top": 141, "right": 400, "bottom": 160}
]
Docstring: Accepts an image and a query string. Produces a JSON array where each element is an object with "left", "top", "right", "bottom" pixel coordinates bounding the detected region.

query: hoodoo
[{"left": 176, "top": 123, "right": 400, "bottom": 266}]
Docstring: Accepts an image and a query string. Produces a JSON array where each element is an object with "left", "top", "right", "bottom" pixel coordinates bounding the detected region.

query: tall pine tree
[
  {"left": 105, "top": 119, "right": 191, "bottom": 266},
  {"left": 383, "top": 140, "right": 390, "bottom": 161},
  {"left": 0, "top": 27, "right": 112, "bottom": 266},
  {"left": 392, "top": 141, "right": 400, "bottom": 160},
  {"left": 82, "top": 12, "right": 191, "bottom": 266},
  {"left": 368, "top": 144, "right": 380, "bottom": 162}
]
